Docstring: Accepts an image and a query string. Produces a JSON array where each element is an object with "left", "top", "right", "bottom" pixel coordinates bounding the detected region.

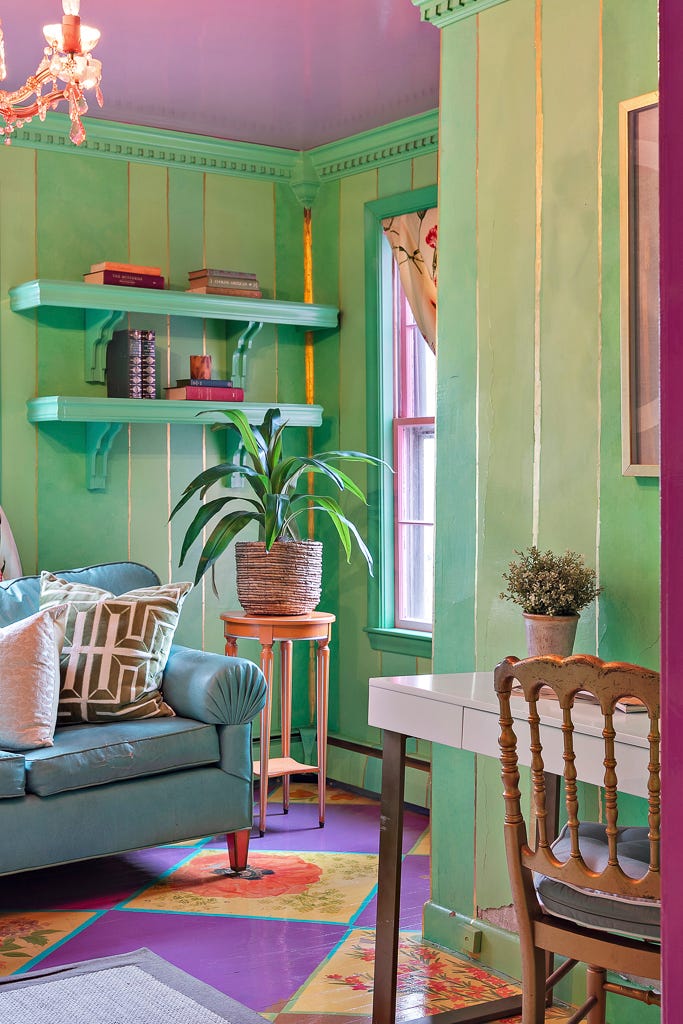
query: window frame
[{"left": 364, "top": 185, "right": 437, "bottom": 659}]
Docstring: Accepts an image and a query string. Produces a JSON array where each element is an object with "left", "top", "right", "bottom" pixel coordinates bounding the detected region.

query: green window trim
[
  {"left": 364, "top": 184, "right": 438, "bottom": 642},
  {"left": 365, "top": 626, "right": 433, "bottom": 659}
]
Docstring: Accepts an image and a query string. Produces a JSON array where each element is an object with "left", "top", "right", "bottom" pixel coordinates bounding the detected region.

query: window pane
[
  {"left": 396, "top": 523, "right": 434, "bottom": 628},
  {"left": 396, "top": 424, "right": 435, "bottom": 522}
]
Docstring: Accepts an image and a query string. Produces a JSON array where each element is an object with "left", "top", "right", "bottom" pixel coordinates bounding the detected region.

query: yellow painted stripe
[{"left": 532, "top": 0, "right": 543, "bottom": 546}]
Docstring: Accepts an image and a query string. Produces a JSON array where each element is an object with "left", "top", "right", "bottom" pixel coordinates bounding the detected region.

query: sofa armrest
[{"left": 163, "top": 645, "right": 267, "bottom": 726}]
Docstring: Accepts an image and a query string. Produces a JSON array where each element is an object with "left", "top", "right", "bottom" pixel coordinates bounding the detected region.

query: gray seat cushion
[
  {"left": 24, "top": 718, "right": 220, "bottom": 797},
  {"left": 535, "top": 821, "right": 660, "bottom": 941},
  {"left": 0, "top": 750, "right": 26, "bottom": 798}
]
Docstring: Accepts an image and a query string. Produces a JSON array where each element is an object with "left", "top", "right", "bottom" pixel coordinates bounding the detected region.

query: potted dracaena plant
[
  {"left": 499, "top": 546, "right": 603, "bottom": 656},
  {"left": 170, "top": 407, "right": 390, "bottom": 615}
]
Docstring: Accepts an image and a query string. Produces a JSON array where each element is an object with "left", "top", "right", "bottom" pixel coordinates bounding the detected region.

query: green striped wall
[
  {"left": 429, "top": 0, "right": 659, "bottom": 1016},
  {"left": 0, "top": 113, "right": 436, "bottom": 797}
]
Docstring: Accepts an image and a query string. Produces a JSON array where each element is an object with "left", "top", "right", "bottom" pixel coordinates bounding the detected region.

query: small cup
[{"left": 190, "top": 355, "right": 212, "bottom": 380}]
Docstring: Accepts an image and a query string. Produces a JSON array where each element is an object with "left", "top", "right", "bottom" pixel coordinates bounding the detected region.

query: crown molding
[
  {"left": 308, "top": 110, "right": 439, "bottom": 182},
  {"left": 7, "top": 112, "right": 299, "bottom": 182},
  {"left": 4, "top": 109, "right": 439, "bottom": 194},
  {"left": 412, "top": 0, "right": 511, "bottom": 28}
]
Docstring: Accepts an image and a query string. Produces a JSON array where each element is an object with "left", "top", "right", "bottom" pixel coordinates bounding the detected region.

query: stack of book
[
  {"left": 165, "top": 377, "right": 244, "bottom": 402},
  {"left": 84, "top": 261, "right": 165, "bottom": 290},
  {"left": 186, "top": 268, "right": 262, "bottom": 298},
  {"left": 106, "top": 329, "right": 157, "bottom": 399}
]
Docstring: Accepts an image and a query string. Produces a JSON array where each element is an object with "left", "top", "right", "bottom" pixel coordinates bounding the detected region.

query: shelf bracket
[
  {"left": 231, "top": 321, "right": 264, "bottom": 391},
  {"left": 86, "top": 421, "right": 123, "bottom": 490},
  {"left": 85, "top": 309, "right": 127, "bottom": 384}
]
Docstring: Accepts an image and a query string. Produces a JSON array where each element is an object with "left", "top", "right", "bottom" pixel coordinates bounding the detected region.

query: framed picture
[{"left": 619, "top": 90, "right": 659, "bottom": 477}]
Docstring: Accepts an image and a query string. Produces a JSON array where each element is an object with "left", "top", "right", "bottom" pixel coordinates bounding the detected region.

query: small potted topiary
[
  {"left": 170, "top": 407, "right": 389, "bottom": 615},
  {"left": 499, "top": 546, "right": 603, "bottom": 656}
]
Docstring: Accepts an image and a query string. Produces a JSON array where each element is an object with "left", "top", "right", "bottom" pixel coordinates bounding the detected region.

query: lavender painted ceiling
[{"left": 4, "top": 0, "right": 440, "bottom": 150}]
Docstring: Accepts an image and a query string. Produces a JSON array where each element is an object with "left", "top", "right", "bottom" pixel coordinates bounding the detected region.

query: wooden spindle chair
[{"left": 494, "top": 654, "right": 660, "bottom": 1024}]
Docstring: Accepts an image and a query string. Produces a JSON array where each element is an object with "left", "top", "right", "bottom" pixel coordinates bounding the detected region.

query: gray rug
[{"left": 0, "top": 948, "right": 268, "bottom": 1024}]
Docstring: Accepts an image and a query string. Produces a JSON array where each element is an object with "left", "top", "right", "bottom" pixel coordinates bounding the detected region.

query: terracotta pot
[
  {"left": 522, "top": 612, "right": 579, "bottom": 657},
  {"left": 235, "top": 540, "right": 323, "bottom": 615}
]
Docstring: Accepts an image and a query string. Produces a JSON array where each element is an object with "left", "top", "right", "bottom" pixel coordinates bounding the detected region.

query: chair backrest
[{"left": 494, "top": 654, "right": 660, "bottom": 903}]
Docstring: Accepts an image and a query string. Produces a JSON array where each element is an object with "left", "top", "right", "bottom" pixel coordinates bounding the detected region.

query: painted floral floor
[{"left": 0, "top": 782, "right": 571, "bottom": 1022}]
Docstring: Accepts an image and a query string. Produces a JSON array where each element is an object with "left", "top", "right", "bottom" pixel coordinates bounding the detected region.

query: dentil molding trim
[
  {"left": 4, "top": 109, "right": 439, "bottom": 196},
  {"left": 308, "top": 110, "right": 438, "bottom": 182},
  {"left": 412, "top": 0, "right": 511, "bottom": 28}
]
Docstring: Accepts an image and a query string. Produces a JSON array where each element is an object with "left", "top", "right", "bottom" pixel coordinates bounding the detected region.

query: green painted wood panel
[
  {"left": 128, "top": 161, "right": 171, "bottom": 580},
  {"left": 474, "top": 0, "right": 537, "bottom": 914},
  {"left": 599, "top": 0, "right": 660, "bottom": 667},
  {"left": 0, "top": 148, "right": 39, "bottom": 571},
  {"left": 336, "top": 168, "right": 383, "bottom": 747},
  {"left": 428, "top": 15, "right": 478, "bottom": 922},
  {"left": 537, "top": 0, "right": 601, "bottom": 656},
  {"left": 36, "top": 150, "right": 128, "bottom": 570}
]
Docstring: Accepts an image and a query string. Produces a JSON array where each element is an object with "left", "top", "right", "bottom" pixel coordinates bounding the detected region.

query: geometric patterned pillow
[{"left": 39, "top": 573, "right": 192, "bottom": 724}]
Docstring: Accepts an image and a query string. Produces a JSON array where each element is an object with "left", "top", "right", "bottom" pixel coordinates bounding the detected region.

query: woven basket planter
[{"left": 235, "top": 540, "right": 323, "bottom": 616}]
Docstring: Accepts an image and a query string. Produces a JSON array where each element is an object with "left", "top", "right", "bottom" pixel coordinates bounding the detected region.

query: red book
[
  {"left": 164, "top": 385, "right": 245, "bottom": 402},
  {"left": 91, "top": 261, "right": 162, "bottom": 276},
  {"left": 84, "top": 270, "right": 165, "bottom": 289}
]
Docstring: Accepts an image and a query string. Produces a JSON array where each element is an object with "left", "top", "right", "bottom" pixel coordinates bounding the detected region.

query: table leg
[
  {"left": 258, "top": 641, "right": 274, "bottom": 837},
  {"left": 280, "top": 639, "right": 293, "bottom": 813},
  {"left": 225, "top": 636, "right": 238, "bottom": 658},
  {"left": 372, "top": 729, "right": 406, "bottom": 1024},
  {"left": 372, "top": 729, "right": 522, "bottom": 1024},
  {"left": 316, "top": 636, "right": 330, "bottom": 827}
]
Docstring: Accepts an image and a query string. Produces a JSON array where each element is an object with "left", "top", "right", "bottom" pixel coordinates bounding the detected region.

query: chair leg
[
  {"left": 226, "top": 828, "right": 250, "bottom": 873},
  {"left": 521, "top": 945, "right": 547, "bottom": 1024},
  {"left": 585, "top": 966, "right": 607, "bottom": 1024}
]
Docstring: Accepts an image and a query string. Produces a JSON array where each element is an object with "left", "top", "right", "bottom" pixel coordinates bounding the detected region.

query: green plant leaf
[
  {"left": 178, "top": 496, "right": 262, "bottom": 566},
  {"left": 203, "top": 408, "right": 267, "bottom": 474},
  {"left": 169, "top": 463, "right": 247, "bottom": 519},
  {"left": 286, "top": 494, "right": 374, "bottom": 572},
  {"left": 195, "top": 511, "right": 257, "bottom": 588},
  {"left": 264, "top": 493, "right": 291, "bottom": 550}
]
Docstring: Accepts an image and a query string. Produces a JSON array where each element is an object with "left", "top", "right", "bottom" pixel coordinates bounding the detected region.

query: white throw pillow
[{"left": 0, "top": 605, "right": 68, "bottom": 751}]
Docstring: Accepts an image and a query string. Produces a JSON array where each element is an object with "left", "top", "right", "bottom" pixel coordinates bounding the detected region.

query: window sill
[{"left": 365, "top": 626, "right": 433, "bottom": 659}]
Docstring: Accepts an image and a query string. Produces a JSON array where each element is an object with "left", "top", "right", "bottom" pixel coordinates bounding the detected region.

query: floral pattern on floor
[
  {"left": 123, "top": 850, "right": 379, "bottom": 923},
  {"left": 285, "top": 929, "right": 522, "bottom": 1019},
  {"left": 0, "top": 911, "right": 95, "bottom": 975}
]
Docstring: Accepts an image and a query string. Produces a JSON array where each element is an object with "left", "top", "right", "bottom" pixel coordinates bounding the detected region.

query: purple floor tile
[
  {"left": 203, "top": 802, "right": 428, "bottom": 855},
  {"left": 354, "top": 853, "right": 430, "bottom": 930},
  {"left": 35, "top": 909, "right": 349, "bottom": 1012},
  {"left": 0, "top": 846, "right": 190, "bottom": 912}
]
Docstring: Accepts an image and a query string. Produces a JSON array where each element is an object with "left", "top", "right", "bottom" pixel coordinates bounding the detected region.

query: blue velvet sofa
[{"left": 0, "top": 561, "right": 267, "bottom": 876}]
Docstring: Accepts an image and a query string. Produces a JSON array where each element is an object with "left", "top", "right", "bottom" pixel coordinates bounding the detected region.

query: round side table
[{"left": 221, "top": 610, "right": 335, "bottom": 836}]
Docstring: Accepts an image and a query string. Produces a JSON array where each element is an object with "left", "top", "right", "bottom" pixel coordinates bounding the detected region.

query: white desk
[{"left": 368, "top": 671, "right": 652, "bottom": 1024}]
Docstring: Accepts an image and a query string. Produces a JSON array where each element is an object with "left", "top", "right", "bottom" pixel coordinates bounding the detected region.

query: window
[
  {"left": 364, "top": 186, "right": 437, "bottom": 658},
  {"left": 393, "top": 265, "right": 436, "bottom": 630}
]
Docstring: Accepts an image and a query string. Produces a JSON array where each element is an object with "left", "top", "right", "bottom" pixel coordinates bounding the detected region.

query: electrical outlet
[{"left": 460, "top": 924, "right": 482, "bottom": 956}]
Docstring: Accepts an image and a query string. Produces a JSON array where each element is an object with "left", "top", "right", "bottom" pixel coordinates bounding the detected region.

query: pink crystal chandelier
[{"left": 0, "top": 0, "right": 102, "bottom": 145}]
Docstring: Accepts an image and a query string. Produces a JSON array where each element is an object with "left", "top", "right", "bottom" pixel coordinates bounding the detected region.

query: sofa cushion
[
  {"left": 40, "top": 574, "right": 192, "bottom": 724},
  {"left": 0, "top": 605, "right": 68, "bottom": 751},
  {"left": 535, "top": 821, "right": 660, "bottom": 940},
  {"left": 0, "top": 562, "right": 160, "bottom": 628},
  {"left": 24, "top": 718, "right": 220, "bottom": 797},
  {"left": 0, "top": 750, "right": 26, "bottom": 798}
]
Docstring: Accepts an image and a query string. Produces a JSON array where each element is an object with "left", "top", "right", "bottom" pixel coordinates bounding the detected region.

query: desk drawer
[
  {"left": 462, "top": 707, "right": 649, "bottom": 799},
  {"left": 369, "top": 688, "right": 464, "bottom": 746}
]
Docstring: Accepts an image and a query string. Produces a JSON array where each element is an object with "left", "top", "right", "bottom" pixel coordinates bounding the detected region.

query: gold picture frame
[{"left": 619, "top": 90, "right": 659, "bottom": 477}]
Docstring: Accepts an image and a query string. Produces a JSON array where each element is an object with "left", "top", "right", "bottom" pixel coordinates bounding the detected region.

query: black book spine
[
  {"left": 141, "top": 330, "right": 156, "bottom": 399},
  {"left": 106, "top": 329, "right": 142, "bottom": 398}
]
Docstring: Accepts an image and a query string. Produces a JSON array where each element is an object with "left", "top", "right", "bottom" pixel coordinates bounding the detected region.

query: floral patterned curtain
[{"left": 382, "top": 207, "right": 438, "bottom": 353}]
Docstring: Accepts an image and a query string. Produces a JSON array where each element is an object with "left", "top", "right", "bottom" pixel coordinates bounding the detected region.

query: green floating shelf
[
  {"left": 27, "top": 396, "right": 324, "bottom": 491},
  {"left": 10, "top": 279, "right": 339, "bottom": 386}
]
